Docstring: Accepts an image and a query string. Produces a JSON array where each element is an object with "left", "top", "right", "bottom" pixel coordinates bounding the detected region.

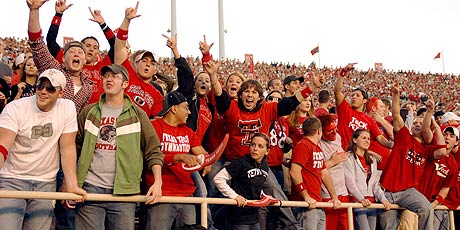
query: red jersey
[
  {"left": 195, "top": 98, "right": 212, "bottom": 143},
  {"left": 369, "top": 122, "right": 391, "bottom": 170},
  {"left": 444, "top": 148, "right": 460, "bottom": 209},
  {"left": 287, "top": 116, "right": 307, "bottom": 146},
  {"left": 380, "top": 127, "right": 436, "bottom": 192},
  {"left": 337, "top": 100, "right": 381, "bottom": 150},
  {"left": 207, "top": 93, "right": 227, "bottom": 152},
  {"left": 290, "top": 137, "right": 326, "bottom": 202},
  {"left": 147, "top": 119, "right": 200, "bottom": 196},
  {"left": 122, "top": 59, "right": 163, "bottom": 118},
  {"left": 416, "top": 154, "right": 458, "bottom": 202},
  {"left": 84, "top": 55, "right": 112, "bottom": 104},
  {"left": 223, "top": 101, "right": 278, "bottom": 161},
  {"left": 266, "top": 118, "right": 289, "bottom": 167}
]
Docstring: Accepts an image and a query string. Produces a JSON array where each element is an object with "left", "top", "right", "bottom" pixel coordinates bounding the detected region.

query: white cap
[
  {"left": 442, "top": 112, "right": 460, "bottom": 124},
  {"left": 38, "top": 69, "right": 67, "bottom": 90},
  {"left": 14, "top": 53, "right": 25, "bottom": 66},
  {"left": 443, "top": 126, "right": 460, "bottom": 139}
]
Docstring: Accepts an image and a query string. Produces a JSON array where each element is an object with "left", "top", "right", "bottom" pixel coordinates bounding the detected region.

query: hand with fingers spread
[
  {"left": 55, "top": 0, "right": 72, "bottom": 14},
  {"left": 125, "top": 1, "right": 141, "bottom": 21},
  {"left": 27, "top": 0, "right": 49, "bottom": 10},
  {"left": 199, "top": 35, "right": 214, "bottom": 55},
  {"left": 204, "top": 60, "right": 219, "bottom": 77},
  {"left": 88, "top": 7, "right": 106, "bottom": 25}
]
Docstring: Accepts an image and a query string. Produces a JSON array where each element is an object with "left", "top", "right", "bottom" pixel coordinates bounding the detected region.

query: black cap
[
  {"left": 157, "top": 91, "right": 187, "bottom": 117},
  {"left": 434, "top": 110, "right": 445, "bottom": 118},
  {"left": 416, "top": 107, "right": 427, "bottom": 117},
  {"left": 283, "top": 75, "right": 304, "bottom": 89},
  {"left": 353, "top": 87, "right": 368, "bottom": 99}
]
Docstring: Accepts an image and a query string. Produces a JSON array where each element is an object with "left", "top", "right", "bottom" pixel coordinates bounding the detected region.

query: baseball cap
[
  {"left": 101, "top": 64, "right": 129, "bottom": 81},
  {"left": 38, "top": 69, "right": 67, "bottom": 90},
  {"left": 434, "top": 110, "right": 445, "bottom": 118},
  {"left": 157, "top": 91, "right": 187, "bottom": 117},
  {"left": 283, "top": 75, "right": 304, "bottom": 88},
  {"left": 442, "top": 112, "right": 460, "bottom": 124},
  {"left": 443, "top": 126, "right": 460, "bottom": 139},
  {"left": 416, "top": 107, "right": 427, "bottom": 117},
  {"left": 137, "top": 51, "right": 158, "bottom": 63},
  {"left": 63, "top": 41, "right": 86, "bottom": 54},
  {"left": 352, "top": 87, "right": 368, "bottom": 99},
  {"left": 14, "top": 53, "right": 26, "bottom": 67}
]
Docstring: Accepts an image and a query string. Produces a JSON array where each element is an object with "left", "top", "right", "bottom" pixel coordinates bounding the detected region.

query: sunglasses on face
[{"left": 36, "top": 81, "right": 57, "bottom": 93}]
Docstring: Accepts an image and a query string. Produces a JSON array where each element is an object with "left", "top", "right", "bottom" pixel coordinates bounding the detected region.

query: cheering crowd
[{"left": 0, "top": 0, "right": 460, "bottom": 230}]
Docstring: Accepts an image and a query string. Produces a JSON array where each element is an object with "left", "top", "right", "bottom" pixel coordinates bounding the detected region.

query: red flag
[
  {"left": 434, "top": 52, "right": 441, "bottom": 60},
  {"left": 310, "top": 46, "right": 319, "bottom": 55}
]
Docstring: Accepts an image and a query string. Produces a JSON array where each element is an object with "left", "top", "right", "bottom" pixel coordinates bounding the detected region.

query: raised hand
[
  {"left": 27, "top": 0, "right": 49, "bottom": 10},
  {"left": 425, "top": 94, "right": 435, "bottom": 111},
  {"left": 391, "top": 81, "right": 400, "bottom": 96},
  {"left": 88, "top": 7, "right": 105, "bottom": 24},
  {"left": 199, "top": 35, "right": 214, "bottom": 55},
  {"left": 204, "top": 60, "right": 219, "bottom": 76},
  {"left": 125, "top": 1, "right": 141, "bottom": 21},
  {"left": 162, "top": 33, "right": 177, "bottom": 50},
  {"left": 55, "top": 0, "right": 72, "bottom": 14}
]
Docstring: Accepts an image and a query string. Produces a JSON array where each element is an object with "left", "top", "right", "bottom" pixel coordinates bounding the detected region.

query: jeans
[
  {"left": 55, "top": 168, "right": 76, "bottom": 230},
  {"left": 0, "top": 177, "right": 55, "bottom": 230},
  {"left": 266, "top": 168, "right": 304, "bottom": 230},
  {"left": 293, "top": 208, "right": 326, "bottom": 230},
  {"left": 75, "top": 182, "right": 136, "bottom": 230},
  {"left": 191, "top": 171, "right": 215, "bottom": 229},
  {"left": 144, "top": 202, "right": 196, "bottom": 230},
  {"left": 379, "top": 188, "right": 434, "bottom": 230},
  {"left": 270, "top": 166, "right": 285, "bottom": 190},
  {"left": 205, "top": 159, "right": 226, "bottom": 198},
  {"left": 354, "top": 208, "right": 377, "bottom": 230},
  {"left": 434, "top": 210, "right": 449, "bottom": 230}
]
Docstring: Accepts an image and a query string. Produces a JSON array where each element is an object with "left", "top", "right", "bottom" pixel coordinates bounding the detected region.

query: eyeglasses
[
  {"left": 267, "top": 96, "right": 282, "bottom": 102},
  {"left": 36, "top": 82, "right": 57, "bottom": 93}
]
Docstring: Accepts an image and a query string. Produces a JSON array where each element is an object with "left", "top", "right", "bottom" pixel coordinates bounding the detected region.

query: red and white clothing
[
  {"left": 287, "top": 115, "right": 307, "bottom": 146},
  {"left": 416, "top": 154, "right": 458, "bottom": 203},
  {"left": 222, "top": 101, "right": 278, "bottom": 161},
  {"left": 147, "top": 119, "right": 200, "bottom": 196},
  {"left": 290, "top": 138, "right": 326, "bottom": 202},
  {"left": 266, "top": 118, "right": 290, "bottom": 167},
  {"left": 122, "top": 59, "right": 163, "bottom": 118},
  {"left": 336, "top": 100, "right": 381, "bottom": 150},
  {"left": 442, "top": 148, "right": 460, "bottom": 209},
  {"left": 84, "top": 55, "right": 112, "bottom": 104},
  {"left": 380, "top": 126, "right": 437, "bottom": 192}
]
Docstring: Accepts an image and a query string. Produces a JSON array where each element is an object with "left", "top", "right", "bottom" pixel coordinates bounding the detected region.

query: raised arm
[
  {"left": 391, "top": 82, "right": 404, "bottom": 132},
  {"left": 421, "top": 95, "right": 435, "bottom": 144},
  {"left": 27, "top": 0, "right": 48, "bottom": 34},
  {"left": 334, "top": 63, "right": 355, "bottom": 106},
  {"left": 89, "top": 7, "right": 116, "bottom": 63},
  {"left": 114, "top": 1, "right": 140, "bottom": 65},
  {"left": 46, "top": 0, "right": 72, "bottom": 59}
]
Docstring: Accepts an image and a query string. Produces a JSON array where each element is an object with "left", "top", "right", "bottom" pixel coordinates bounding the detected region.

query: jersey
[
  {"left": 84, "top": 55, "right": 112, "bottom": 104},
  {"left": 266, "top": 118, "right": 289, "bottom": 167}
]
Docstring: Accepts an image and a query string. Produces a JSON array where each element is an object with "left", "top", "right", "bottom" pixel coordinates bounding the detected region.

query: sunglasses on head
[{"left": 36, "top": 81, "right": 57, "bottom": 93}]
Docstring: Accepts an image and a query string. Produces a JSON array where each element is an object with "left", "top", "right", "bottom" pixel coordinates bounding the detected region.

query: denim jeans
[
  {"left": 144, "top": 202, "right": 196, "bottom": 230},
  {"left": 270, "top": 166, "right": 285, "bottom": 190},
  {"left": 0, "top": 177, "right": 55, "bottom": 230},
  {"left": 55, "top": 168, "right": 76, "bottom": 230},
  {"left": 205, "top": 159, "right": 226, "bottom": 198},
  {"left": 191, "top": 171, "right": 216, "bottom": 229},
  {"left": 75, "top": 182, "right": 136, "bottom": 230},
  {"left": 353, "top": 208, "right": 377, "bottom": 230},
  {"left": 379, "top": 188, "right": 434, "bottom": 230},
  {"left": 293, "top": 208, "right": 326, "bottom": 230},
  {"left": 434, "top": 210, "right": 449, "bottom": 230}
]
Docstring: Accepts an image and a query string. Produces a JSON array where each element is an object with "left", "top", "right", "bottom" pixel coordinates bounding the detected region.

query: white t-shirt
[{"left": 0, "top": 96, "right": 77, "bottom": 182}]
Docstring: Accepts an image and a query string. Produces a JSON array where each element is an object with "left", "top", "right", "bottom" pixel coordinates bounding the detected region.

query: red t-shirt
[
  {"left": 196, "top": 98, "right": 212, "bottom": 143},
  {"left": 337, "top": 100, "right": 381, "bottom": 150},
  {"left": 288, "top": 116, "right": 307, "bottom": 146},
  {"left": 207, "top": 94, "right": 227, "bottom": 152},
  {"left": 380, "top": 126, "right": 435, "bottom": 192},
  {"left": 369, "top": 122, "right": 391, "bottom": 170},
  {"left": 416, "top": 154, "right": 458, "bottom": 202},
  {"left": 223, "top": 101, "right": 278, "bottom": 161},
  {"left": 290, "top": 137, "right": 326, "bottom": 202},
  {"left": 147, "top": 119, "right": 200, "bottom": 196},
  {"left": 444, "top": 148, "right": 460, "bottom": 209},
  {"left": 84, "top": 55, "right": 112, "bottom": 104},
  {"left": 122, "top": 59, "right": 163, "bottom": 118},
  {"left": 266, "top": 118, "right": 289, "bottom": 167}
]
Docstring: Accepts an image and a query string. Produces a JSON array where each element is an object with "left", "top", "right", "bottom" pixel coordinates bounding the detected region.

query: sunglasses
[
  {"left": 267, "top": 96, "right": 282, "bottom": 101},
  {"left": 36, "top": 82, "right": 57, "bottom": 93}
]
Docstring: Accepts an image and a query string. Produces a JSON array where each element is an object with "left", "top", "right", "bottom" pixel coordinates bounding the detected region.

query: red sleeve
[
  {"left": 291, "top": 142, "right": 310, "bottom": 166},
  {"left": 189, "top": 129, "right": 201, "bottom": 148},
  {"left": 337, "top": 98, "right": 351, "bottom": 116},
  {"left": 368, "top": 117, "right": 383, "bottom": 140}
]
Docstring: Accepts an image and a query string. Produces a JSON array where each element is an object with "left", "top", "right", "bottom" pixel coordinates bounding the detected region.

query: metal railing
[{"left": 0, "top": 191, "right": 455, "bottom": 230}]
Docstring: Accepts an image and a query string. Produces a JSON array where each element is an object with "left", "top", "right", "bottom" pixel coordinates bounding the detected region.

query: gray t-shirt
[{"left": 85, "top": 104, "right": 123, "bottom": 189}]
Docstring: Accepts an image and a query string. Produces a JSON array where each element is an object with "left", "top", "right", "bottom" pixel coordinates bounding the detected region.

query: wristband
[
  {"left": 0, "top": 144, "right": 8, "bottom": 160},
  {"left": 28, "top": 29, "right": 42, "bottom": 41},
  {"left": 116, "top": 28, "right": 128, "bottom": 41},
  {"left": 339, "top": 68, "right": 348, "bottom": 77},
  {"left": 435, "top": 195, "right": 444, "bottom": 204},
  {"left": 99, "top": 23, "right": 108, "bottom": 31},
  {"left": 202, "top": 53, "right": 212, "bottom": 63},
  {"left": 295, "top": 182, "right": 306, "bottom": 193},
  {"left": 52, "top": 14, "right": 62, "bottom": 25}
]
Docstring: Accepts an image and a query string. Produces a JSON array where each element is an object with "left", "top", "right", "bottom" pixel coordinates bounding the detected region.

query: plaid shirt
[{"left": 29, "top": 37, "right": 91, "bottom": 114}]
